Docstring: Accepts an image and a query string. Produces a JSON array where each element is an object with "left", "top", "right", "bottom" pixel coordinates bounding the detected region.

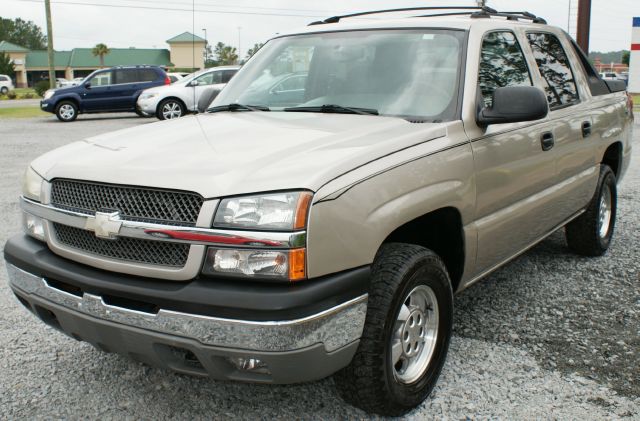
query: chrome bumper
[{"left": 6, "top": 264, "right": 367, "bottom": 353}]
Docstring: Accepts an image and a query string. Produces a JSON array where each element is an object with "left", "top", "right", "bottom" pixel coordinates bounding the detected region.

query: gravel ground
[{"left": 0, "top": 114, "right": 639, "bottom": 419}]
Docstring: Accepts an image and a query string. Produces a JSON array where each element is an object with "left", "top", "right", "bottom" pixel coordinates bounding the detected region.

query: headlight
[
  {"left": 202, "top": 248, "right": 306, "bottom": 281},
  {"left": 213, "top": 191, "right": 312, "bottom": 231},
  {"left": 140, "top": 93, "right": 158, "bottom": 100},
  {"left": 43, "top": 90, "right": 54, "bottom": 100},
  {"left": 23, "top": 212, "right": 45, "bottom": 241},
  {"left": 23, "top": 166, "right": 44, "bottom": 202}
]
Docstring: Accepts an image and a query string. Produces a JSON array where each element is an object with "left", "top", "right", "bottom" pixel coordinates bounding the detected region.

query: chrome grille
[
  {"left": 51, "top": 179, "right": 203, "bottom": 226},
  {"left": 53, "top": 223, "right": 190, "bottom": 267}
]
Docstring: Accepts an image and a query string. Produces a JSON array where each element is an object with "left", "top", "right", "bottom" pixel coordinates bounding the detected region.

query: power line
[{"left": 11, "top": 0, "right": 328, "bottom": 18}]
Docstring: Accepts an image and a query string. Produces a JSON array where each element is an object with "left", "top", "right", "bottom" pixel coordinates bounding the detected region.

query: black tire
[
  {"left": 156, "top": 99, "right": 184, "bottom": 120},
  {"left": 0, "top": 86, "right": 8, "bottom": 95},
  {"left": 565, "top": 165, "right": 617, "bottom": 256},
  {"left": 55, "top": 100, "right": 78, "bottom": 122},
  {"left": 334, "top": 243, "right": 453, "bottom": 416}
]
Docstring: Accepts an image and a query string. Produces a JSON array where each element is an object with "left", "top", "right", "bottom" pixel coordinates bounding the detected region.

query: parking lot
[{"left": 0, "top": 113, "right": 639, "bottom": 419}]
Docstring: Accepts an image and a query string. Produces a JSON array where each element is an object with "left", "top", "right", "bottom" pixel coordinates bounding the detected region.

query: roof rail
[
  {"left": 308, "top": 6, "right": 547, "bottom": 26},
  {"left": 308, "top": 6, "right": 496, "bottom": 25}
]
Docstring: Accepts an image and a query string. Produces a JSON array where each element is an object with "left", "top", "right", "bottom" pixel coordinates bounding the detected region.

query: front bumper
[
  {"left": 4, "top": 236, "right": 369, "bottom": 383},
  {"left": 137, "top": 97, "right": 160, "bottom": 114},
  {"left": 40, "top": 100, "right": 55, "bottom": 113}
]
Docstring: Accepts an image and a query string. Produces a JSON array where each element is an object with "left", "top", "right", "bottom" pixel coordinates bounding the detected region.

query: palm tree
[{"left": 92, "top": 43, "right": 111, "bottom": 68}]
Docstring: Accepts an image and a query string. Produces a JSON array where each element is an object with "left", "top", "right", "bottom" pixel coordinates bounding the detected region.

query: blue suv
[{"left": 40, "top": 65, "right": 170, "bottom": 122}]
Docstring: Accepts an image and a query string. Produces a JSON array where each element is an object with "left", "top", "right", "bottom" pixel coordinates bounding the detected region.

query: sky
[{"left": 3, "top": 0, "right": 639, "bottom": 57}]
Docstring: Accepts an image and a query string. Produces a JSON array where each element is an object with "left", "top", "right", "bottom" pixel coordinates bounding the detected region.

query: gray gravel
[{"left": 1, "top": 114, "right": 639, "bottom": 419}]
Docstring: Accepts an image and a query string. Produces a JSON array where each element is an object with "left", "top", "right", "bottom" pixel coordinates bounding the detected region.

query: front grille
[
  {"left": 51, "top": 179, "right": 203, "bottom": 226},
  {"left": 53, "top": 223, "right": 190, "bottom": 267}
]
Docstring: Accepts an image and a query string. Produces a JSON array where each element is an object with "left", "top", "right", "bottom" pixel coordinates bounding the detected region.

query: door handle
[
  {"left": 540, "top": 132, "right": 554, "bottom": 151},
  {"left": 582, "top": 121, "right": 592, "bottom": 138}
]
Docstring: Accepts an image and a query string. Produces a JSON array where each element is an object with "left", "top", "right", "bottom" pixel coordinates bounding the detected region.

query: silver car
[{"left": 137, "top": 66, "right": 239, "bottom": 119}]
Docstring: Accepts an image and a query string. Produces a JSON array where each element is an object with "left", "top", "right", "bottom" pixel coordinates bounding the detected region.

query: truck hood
[{"left": 31, "top": 112, "right": 447, "bottom": 198}]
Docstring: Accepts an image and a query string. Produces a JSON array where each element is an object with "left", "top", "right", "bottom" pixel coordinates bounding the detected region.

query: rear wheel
[
  {"left": 0, "top": 86, "right": 8, "bottom": 95},
  {"left": 565, "top": 165, "right": 617, "bottom": 256},
  {"left": 334, "top": 243, "right": 453, "bottom": 416},
  {"left": 55, "top": 100, "right": 78, "bottom": 122},
  {"left": 157, "top": 99, "right": 184, "bottom": 120}
]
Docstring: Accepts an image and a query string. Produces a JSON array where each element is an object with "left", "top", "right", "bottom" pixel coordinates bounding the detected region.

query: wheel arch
[
  {"left": 381, "top": 207, "right": 465, "bottom": 291},
  {"left": 601, "top": 141, "right": 623, "bottom": 180}
]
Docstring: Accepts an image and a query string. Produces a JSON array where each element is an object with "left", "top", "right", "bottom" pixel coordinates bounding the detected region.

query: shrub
[
  {"left": 6, "top": 90, "right": 17, "bottom": 99},
  {"left": 23, "top": 93, "right": 35, "bottom": 99},
  {"left": 34, "top": 80, "right": 51, "bottom": 97}
]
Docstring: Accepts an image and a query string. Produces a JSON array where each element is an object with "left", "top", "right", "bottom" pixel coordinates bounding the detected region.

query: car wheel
[
  {"left": 55, "top": 101, "right": 78, "bottom": 122},
  {"left": 565, "top": 165, "right": 617, "bottom": 256},
  {"left": 334, "top": 243, "right": 453, "bottom": 416},
  {"left": 157, "top": 99, "right": 184, "bottom": 120},
  {"left": 0, "top": 86, "right": 8, "bottom": 95}
]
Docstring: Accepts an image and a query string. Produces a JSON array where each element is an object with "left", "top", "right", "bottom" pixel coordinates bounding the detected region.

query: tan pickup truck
[{"left": 4, "top": 6, "right": 634, "bottom": 416}]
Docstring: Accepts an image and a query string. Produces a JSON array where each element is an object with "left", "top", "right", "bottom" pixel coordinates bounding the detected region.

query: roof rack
[{"left": 308, "top": 6, "right": 546, "bottom": 26}]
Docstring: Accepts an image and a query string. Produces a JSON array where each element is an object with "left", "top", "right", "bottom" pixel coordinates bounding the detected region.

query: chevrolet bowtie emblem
[{"left": 85, "top": 211, "right": 122, "bottom": 239}]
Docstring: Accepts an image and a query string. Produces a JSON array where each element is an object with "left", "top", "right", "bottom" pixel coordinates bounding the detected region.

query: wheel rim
[
  {"left": 598, "top": 183, "right": 612, "bottom": 239},
  {"left": 162, "top": 102, "right": 182, "bottom": 119},
  {"left": 390, "top": 285, "right": 439, "bottom": 384},
  {"left": 59, "top": 104, "right": 75, "bottom": 120}
]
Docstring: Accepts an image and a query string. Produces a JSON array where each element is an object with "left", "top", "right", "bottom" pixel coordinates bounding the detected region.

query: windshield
[{"left": 212, "top": 29, "right": 465, "bottom": 121}]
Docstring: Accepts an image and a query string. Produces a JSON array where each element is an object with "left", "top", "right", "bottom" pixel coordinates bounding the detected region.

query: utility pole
[
  {"left": 476, "top": 0, "right": 486, "bottom": 7},
  {"left": 237, "top": 26, "right": 242, "bottom": 61},
  {"left": 44, "top": 0, "right": 56, "bottom": 89},
  {"left": 202, "top": 28, "right": 207, "bottom": 65},
  {"left": 576, "top": 0, "right": 592, "bottom": 53}
]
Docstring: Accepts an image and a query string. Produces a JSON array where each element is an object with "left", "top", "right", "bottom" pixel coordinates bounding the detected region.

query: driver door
[
  {"left": 467, "top": 30, "right": 559, "bottom": 275},
  {"left": 82, "top": 70, "right": 116, "bottom": 111}
]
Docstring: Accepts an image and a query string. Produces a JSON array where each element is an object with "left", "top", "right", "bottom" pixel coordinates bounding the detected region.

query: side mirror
[
  {"left": 477, "top": 86, "right": 548, "bottom": 127},
  {"left": 197, "top": 88, "right": 221, "bottom": 113},
  {"left": 84, "top": 82, "right": 91, "bottom": 89}
]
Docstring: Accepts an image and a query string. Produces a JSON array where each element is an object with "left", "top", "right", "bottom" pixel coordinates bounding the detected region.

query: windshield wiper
[
  {"left": 207, "top": 103, "right": 270, "bottom": 113},
  {"left": 283, "top": 104, "right": 378, "bottom": 116}
]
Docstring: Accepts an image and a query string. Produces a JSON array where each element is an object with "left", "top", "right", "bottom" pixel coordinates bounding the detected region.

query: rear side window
[
  {"left": 221, "top": 70, "right": 237, "bottom": 83},
  {"left": 0, "top": 75, "right": 8, "bottom": 81},
  {"left": 527, "top": 33, "right": 579, "bottom": 109},
  {"left": 113, "top": 69, "right": 138, "bottom": 84},
  {"left": 478, "top": 31, "right": 532, "bottom": 107},
  {"left": 138, "top": 68, "right": 158, "bottom": 82}
]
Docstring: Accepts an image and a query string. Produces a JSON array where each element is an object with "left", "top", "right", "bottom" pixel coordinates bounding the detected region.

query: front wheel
[
  {"left": 334, "top": 243, "right": 453, "bottom": 416},
  {"left": 55, "top": 100, "right": 78, "bottom": 122},
  {"left": 157, "top": 99, "right": 184, "bottom": 120},
  {"left": 565, "top": 165, "right": 617, "bottom": 256}
]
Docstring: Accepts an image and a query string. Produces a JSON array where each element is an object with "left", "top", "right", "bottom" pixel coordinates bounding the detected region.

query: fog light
[
  {"left": 22, "top": 212, "right": 45, "bottom": 241},
  {"left": 227, "top": 357, "right": 270, "bottom": 374}
]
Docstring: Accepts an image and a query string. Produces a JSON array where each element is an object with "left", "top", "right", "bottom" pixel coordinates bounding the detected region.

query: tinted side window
[
  {"left": 138, "top": 68, "right": 158, "bottom": 82},
  {"left": 478, "top": 31, "right": 532, "bottom": 107},
  {"left": 0, "top": 75, "right": 8, "bottom": 81},
  {"left": 527, "top": 33, "right": 579, "bottom": 108},
  {"left": 221, "top": 70, "right": 236, "bottom": 83},
  {"left": 210, "top": 71, "right": 223, "bottom": 84},
  {"left": 114, "top": 69, "right": 138, "bottom": 84}
]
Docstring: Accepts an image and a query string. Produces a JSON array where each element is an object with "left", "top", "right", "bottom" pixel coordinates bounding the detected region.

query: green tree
[
  {"left": 214, "top": 42, "right": 238, "bottom": 65},
  {"left": 245, "top": 43, "right": 264, "bottom": 61},
  {"left": 91, "top": 43, "right": 111, "bottom": 68},
  {"left": 0, "top": 17, "right": 47, "bottom": 50},
  {"left": 0, "top": 52, "right": 15, "bottom": 78},
  {"left": 622, "top": 50, "right": 630, "bottom": 66}
]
